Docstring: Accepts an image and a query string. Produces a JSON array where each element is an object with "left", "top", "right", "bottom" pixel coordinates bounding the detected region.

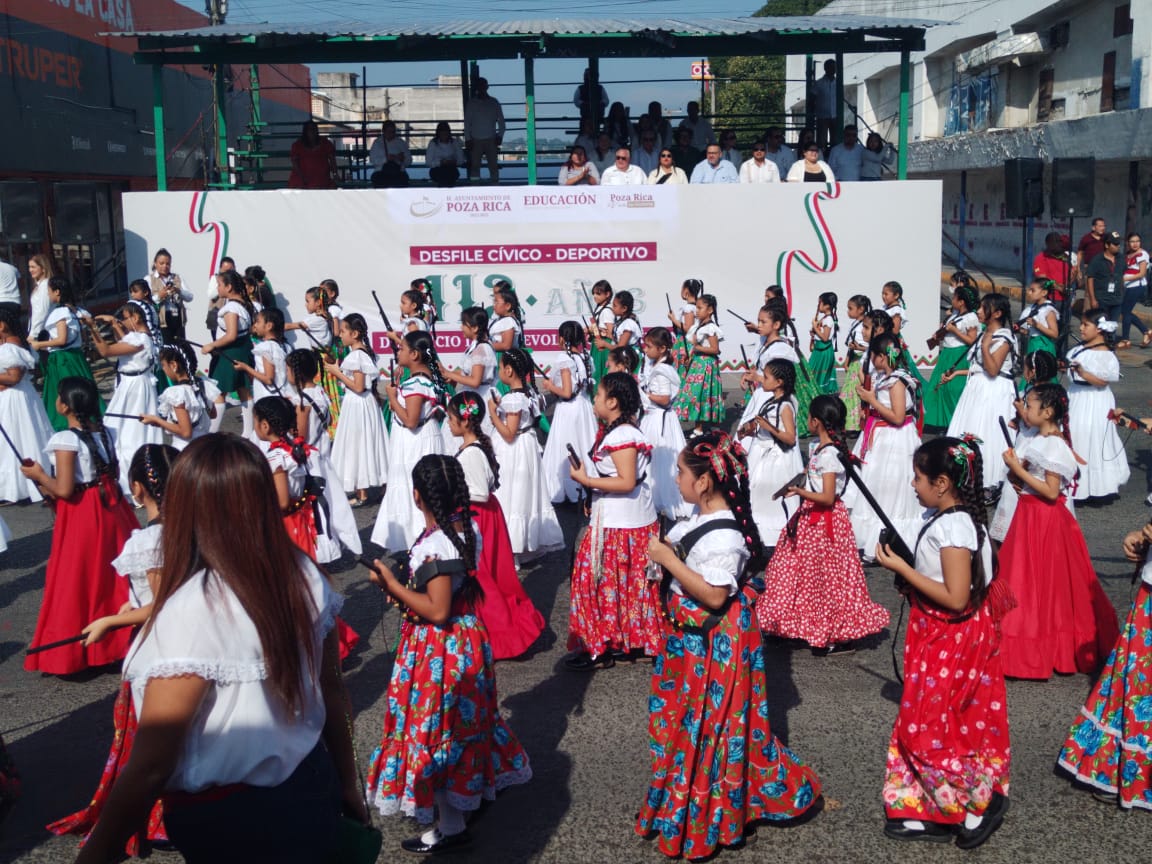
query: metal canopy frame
[{"left": 121, "top": 16, "right": 936, "bottom": 189}]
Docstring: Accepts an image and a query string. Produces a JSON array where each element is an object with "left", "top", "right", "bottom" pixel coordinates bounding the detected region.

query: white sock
[
  {"left": 419, "top": 827, "right": 442, "bottom": 845},
  {"left": 209, "top": 400, "right": 225, "bottom": 433},
  {"left": 240, "top": 399, "right": 253, "bottom": 438},
  {"left": 964, "top": 812, "right": 983, "bottom": 830},
  {"left": 902, "top": 819, "right": 925, "bottom": 831},
  {"left": 434, "top": 790, "right": 466, "bottom": 836}
]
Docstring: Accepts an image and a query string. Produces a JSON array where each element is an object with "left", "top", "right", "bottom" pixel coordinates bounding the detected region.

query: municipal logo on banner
[{"left": 388, "top": 188, "right": 677, "bottom": 225}]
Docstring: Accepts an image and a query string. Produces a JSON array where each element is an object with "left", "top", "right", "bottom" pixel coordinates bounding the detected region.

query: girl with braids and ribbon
[
  {"left": 637, "top": 430, "right": 821, "bottom": 858},
  {"left": 923, "top": 284, "right": 980, "bottom": 431},
  {"left": 202, "top": 269, "right": 256, "bottom": 438},
  {"left": 736, "top": 304, "right": 799, "bottom": 446},
  {"left": 143, "top": 341, "right": 219, "bottom": 447},
  {"left": 673, "top": 292, "right": 724, "bottom": 438},
  {"left": 880, "top": 280, "right": 928, "bottom": 390},
  {"left": 874, "top": 436, "right": 1013, "bottom": 849},
  {"left": 587, "top": 279, "right": 615, "bottom": 382},
  {"left": 757, "top": 395, "right": 889, "bottom": 652},
  {"left": 488, "top": 348, "right": 564, "bottom": 561},
  {"left": 767, "top": 296, "right": 823, "bottom": 436},
  {"left": 364, "top": 454, "right": 532, "bottom": 855},
  {"left": 48, "top": 443, "right": 179, "bottom": 854},
  {"left": 232, "top": 307, "right": 293, "bottom": 404},
  {"left": 1017, "top": 279, "right": 1060, "bottom": 358},
  {"left": 442, "top": 306, "right": 497, "bottom": 450},
  {"left": 446, "top": 391, "right": 545, "bottom": 659},
  {"left": 837, "top": 293, "right": 872, "bottom": 432},
  {"left": 284, "top": 285, "right": 341, "bottom": 434},
  {"left": 23, "top": 377, "right": 138, "bottom": 675},
  {"left": 373, "top": 331, "right": 450, "bottom": 551},
  {"left": 807, "top": 291, "right": 840, "bottom": 395},
  {"left": 666, "top": 277, "right": 701, "bottom": 370},
  {"left": 639, "top": 327, "right": 691, "bottom": 521},
  {"left": 541, "top": 320, "right": 598, "bottom": 504},
  {"left": 566, "top": 371, "right": 661, "bottom": 670},
  {"left": 997, "top": 382, "right": 1118, "bottom": 679}
]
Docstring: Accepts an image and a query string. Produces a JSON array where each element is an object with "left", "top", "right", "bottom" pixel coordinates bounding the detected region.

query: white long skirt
[
  {"left": 371, "top": 418, "right": 445, "bottom": 551},
  {"left": 542, "top": 395, "right": 597, "bottom": 504},
  {"left": 640, "top": 406, "right": 692, "bottom": 520},
  {"left": 747, "top": 437, "right": 804, "bottom": 546},
  {"left": 493, "top": 429, "right": 564, "bottom": 558},
  {"left": 104, "top": 372, "right": 163, "bottom": 494},
  {"left": 849, "top": 422, "right": 922, "bottom": 561},
  {"left": 0, "top": 379, "right": 52, "bottom": 502},
  {"left": 946, "top": 371, "right": 1016, "bottom": 490},
  {"left": 1068, "top": 382, "right": 1130, "bottom": 499},
  {"left": 314, "top": 452, "right": 363, "bottom": 563},
  {"left": 330, "top": 390, "right": 389, "bottom": 493}
]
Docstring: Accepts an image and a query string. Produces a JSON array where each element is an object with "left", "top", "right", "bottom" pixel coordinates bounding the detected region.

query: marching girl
[
  {"left": 284, "top": 285, "right": 340, "bottom": 433},
  {"left": 447, "top": 392, "right": 545, "bottom": 659},
  {"left": 364, "top": 454, "right": 532, "bottom": 854},
  {"left": 1066, "top": 308, "right": 1130, "bottom": 500},
  {"left": 596, "top": 290, "right": 642, "bottom": 363},
  {"left": 757, "top": 396, "right": 889, "bottom": 652},
  {"left": 736, "top": 304, "right": 798, "bottom": 449},
  {"left": 490, "top": 284, "right": 525, "bottom": 389},
  {"left": 838, "top": 294, "right": 871, "bottom": 432},
  {"left": 29, "top": 277, "right": 100, "bottom": 431},
  {"left": 673, "top": 293, "right": 724, "bottom": 438},
  {"left": 845, "top": 308, "right": 895, "bottom": 433},
  {"left": 566, "top": 372, "right": 661, "bottom": 669},
  {"left": 541, "top": 321, "right": 597, "bottom": 504},
  {"left": 738, "top": 358, "right": 803, "bottom": 551},
  {"left": 850, "top": 332, "right": 923, "bottom": 563},
  {"left": 0, "top": 308, "right": 52, "bottom": 503},
  {"left": 48, "top": 444, "right": 178, "bottom": 854},
  {"left": 1018, "top": 279, "right": 1060, "bottom": 359},
  {"left": 874, "top": 437, "right": 1012, "bottom": 849},
  {"left": 997, "top": 383, "right": 1119, "bottom": 680},
  {"left": 86, "top": 304, "right": 163, "bottom": 493},
  {"left": 202, "top": 270, "right": 255, "bottom": 438},
  {"left": 387, "top": 288, "right": 431, "bottom": 343},
  {"left": 639, "top": 327, "right": 690, "bottom": 521},
  {"left": 767, "top": 296, "right": 822, "bottom": 435},
  {"left": 22, "top": 377, "right": 139, "bottom": 675},
  {"left": 442, "top": 306, "right": 497, "bottom": 449},
  {"left": 923, "top": 284, "right": 980, "bottom": 430},
  {"left": 1057, "top": 521, "right": 1152, "bottom": 808},
  {"left": 233, "top": 307, "right": 291, "bottom": 404},
  {"left": 607, "top": 345, "right": 640, "bottom": 376},
  {"left": 881, "top": 280, "right": 927, "bottom": 388},
  {"left": 945, "top": 293, "right": 1018, "bottom": 497},
  {"left": 588, "top": 278, "right": 615, "bottom": 382},
  {"left": 488, "top": 348, "right": 564, "bottom": 559},
  {"left": 373, "top": 331, "right": 449, "bottom": 551},
  {"left": 807, "top": 292, "right": 840, "bottom": 394},
  {"left": 636, "top": 431, "right": 821, "bottom": 859},
  {"left": 325, "top": 313, "right": 389, "bottom": 508},
  {"left": 141, "top": 342, "right": 218, "bottom": 449},
  {"left": 665, "top": 277, "right": 701, "bottom": 369}
]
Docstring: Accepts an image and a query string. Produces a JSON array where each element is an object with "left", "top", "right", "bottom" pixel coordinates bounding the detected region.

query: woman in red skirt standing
[
  {"left": 875, "top": 436, "right": 1013, "bottom": 849},
  {"left": 23, "top": 377, "right": 139, "bottom": 675}
]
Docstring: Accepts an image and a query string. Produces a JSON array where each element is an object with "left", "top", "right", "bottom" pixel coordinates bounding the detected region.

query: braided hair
[
  {"left": 848, "top": 294, "right": 872, "bottom": 316},
  {"left": 411, "top": 454, "right": 482, "bottom": 608},
  {"left": 218, "top": 270, "right": 255, "bottom": 321},
  {"left": 306, "top": 285, "right": 334, "bottom": 337},
  {"left": 558, "top": 320, "right": 593, "bottom": 387},
  {"left": 253, "top": 396, "right": 309, "bottom": 468},
  {"left": 1023, "top": 349, "right": 1057, "bottom": 384},
  {"left": 159, "top": 340, "right": 211, "bottom": 417},
  {"left": 614, "top": 290, "right": 640, "bottom": 331},
  {"left": 608, "top": 345, "right": 639, "bottom": 375},
  {"left": 763, "top": 358, "right": 796, "bottom": 400},
  {"left": 913, "top": 436, "right": 993, "bottom": 608},
  {"left": 495, "top": 285, "right": 525, "bottom": 328},
  {"left": 411, "top": 278, "right": 438, "bottom": 333},
  {"left": 286, "top": 349, "right": 329, "bottom": 439},
  {"left": 883, "top": 280, "right": 906, "bottom": 308},
  {"left": 680, "top": 431, "right": 764, "bottom": 570},
  {"left": 461, "top": 306, "right": 490, "bottom": 344},
  {"left": 980, "top": 293, "right": 1012, "bottom": 330},
  {"left": 257, "top": 307, "right": 285, "bottom": 345},
  {"left": 817, "top": 291, "right": 840, "bottom": 342},
  {"left": 128, "top": 443, "right": 180, "bottom": 505},
  {"left": 402, "top": 288, "right": 428, "bottom": 325},
  {"left": 955, "top": 284, "right": 979, "bottom": 313},
  {"left": 448, "top": 392, "right": 500, "bottom": 489},
  {"left": 404, "top": 330, "right": 449, "bottom": 398},
  {"left": 866, "top": 308, "right": 894, "bottom": 336},
  {"left": 342, "top": 313, "right": 376, "bottom": 362},
  {"left": 766, "top": 298, "right": 800, "bottom": 345},
  {"left": 500, "top": 347, "right": 537, "bottom": 395},
  {"left": 1030, "top": 381, "right": 1076, "bottom": 453},
  {"left": 681, "top": 278, "right": 704, "bottom": 300},
  {"left": 643, "top": 326, "right": 675, "bottom": 366},
  {"left": 808, "top": 395, "right": 850, "bottom": 459},
  {"left": 592, "top": 371, "right": 642, "bottom": 452},
  {"left": 696, "top": 292, "right": 717, "bottom": 323},
  {"left": 57, "top": 376, "right": 119, "bottom": 493}
]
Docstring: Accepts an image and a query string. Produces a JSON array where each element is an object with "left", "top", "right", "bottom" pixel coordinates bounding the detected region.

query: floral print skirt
[{"left": 674, "top": 355, "right": 724, "bottom": 425}]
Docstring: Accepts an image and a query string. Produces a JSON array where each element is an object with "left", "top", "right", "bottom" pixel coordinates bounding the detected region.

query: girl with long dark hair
[
  {"left": 541, "top": 320, "right": 597, "bottom": 504},
  {"left": 203, "top": 269, "right": 256, "bottom": 437},
  {"left": 29, "top": 276, "right": 101, "bottom": 431}
]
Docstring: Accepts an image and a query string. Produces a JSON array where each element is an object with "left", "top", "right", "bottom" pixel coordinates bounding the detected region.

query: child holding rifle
[
  {"left": 837, "top": 294, "right": 871, "bottom": 432},
  {"left": 923, "top": 284, "right": 980, "bottom": 431},
  {"left": 666, "top": 277, "right": 701, "bottom": 368},
  {"left": 673, "top": 293, "right": 724, "bottom": 438}
]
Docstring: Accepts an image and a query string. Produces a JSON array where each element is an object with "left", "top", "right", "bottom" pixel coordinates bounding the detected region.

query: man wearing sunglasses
[
  {"left": 599, "top": 148, "right": 647, "bottom": 185},
  {"left": 739, "top": 141, "right": 781, "bottom": 183}
]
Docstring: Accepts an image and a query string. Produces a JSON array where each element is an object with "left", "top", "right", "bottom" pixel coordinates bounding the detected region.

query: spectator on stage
[
  {"left": 573, "top": 117, "right": 599, "bottom": 158},
  {"left": 669, "top": 126, "right": 702, "bottom": 174},
  {"left": 287, "top": 120, "right": 337, "bottom": 189},
  {"left": 719, "top": 130, "right": 742, "bottom": 167},
  {"left": 632, "top": 128, "right": 661, "bottom": 175},
  {"left": 600, "top": 148, "right": 647, "bottom": 186},
  {"left": 827, "top": 125, "right": 864, "bottom": 181},
  {"left": 1078, "top": 217, "right": 1107, "bottom": 271},
  {"left": 647, "top": 148, "right": 688, "bottom": 185},
  {"left": 763, "top": 126, "right": 796, "bottom": 178},
  {"left": 573, "top": 68, "right": 608, "bottom": 125},
  {"left": 645, "top": 101, "right": 674, "bottom": 149},
  {"left": 740, "top": 141, "right": 781, "bottom": 184},
  {"left": 605, "top": 102, "right": 632, "bottom": 149},
  {"left": 690, "top": 144, "right": 739, "bottom": 184},
  {"left": 677, "top": 101, "right": 715, "bottom": 148},
  {"left": 861, "top": 132, "right": 896, "bottom": 180},
  {"left": 464, "top": 78, "right": 505, "bottom": 183},
  {"left": 558, "top": 146, "right": 600, "bottom": 186},
  {"left": 425, "top": 121, "right": 465, "bottom": 188},
  {"left": 811, "top": 59, "right": 838, "bottom": 150},
  {"left": 591, "top": 132, "right": 616, "bottom": 176},
  {"left": 1033, "top": 232, "right": 1076, "bottom": 302},
  {"left": 369, "top": 120, "right": 412, "bottom": 188},
  {"left": 787, "top": 141, "right": 836, "bottom": 184}
]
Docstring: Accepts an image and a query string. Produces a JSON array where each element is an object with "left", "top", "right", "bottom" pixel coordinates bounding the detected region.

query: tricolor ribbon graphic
[
  {"left": 775, "top": 182, "right": 842, "bottom": 314},
  {"left": 188, "top": 191, "right": 230, "bottom": 278}
]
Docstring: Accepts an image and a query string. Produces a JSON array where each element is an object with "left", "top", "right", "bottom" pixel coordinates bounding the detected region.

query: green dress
[
  {"left": 923, "top": 312, "right": 978, "bottom": 430},
  {"left": 807, "top": 338, "right": 838, "bottom": 395},
  {"left": 40, "top": 308, "right": 103, "bottom": 431},
  {"left": 209, "top": 303, "right": 254, "bottom": 395}
]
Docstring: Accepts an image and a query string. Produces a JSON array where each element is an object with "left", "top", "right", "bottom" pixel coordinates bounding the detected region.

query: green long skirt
[
  {"left": 808, "top": 339, "right": 838, "bottom": 395},
  {"left": 922, "top": 344, "right": 969, "bottom": 430},
  {"left": 838, "top": 357, "right": 863, "bottom": 432},
  {"left": 209, "top": 341, "right": 254, "bottom": 395},
  {"left": 43, "top": 349, "right": 103, "bottom": 432},
  {"left": 793, "top": 353, "right": 821, "bottom": 437}
]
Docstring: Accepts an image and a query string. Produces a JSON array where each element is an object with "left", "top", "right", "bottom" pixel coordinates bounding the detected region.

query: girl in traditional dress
[
  {"left": 874, "top": 436, "right": 1012, "bottom": 849},
  {"left": 252, "top": 396, "right": 320, "bottom": 557},
  {"left": 284, "top": 286, "right": 340, "bottom": 432},
  {"left": 22, "top": 377, "right": 138, "bottom": 675},
  {"left": 850, "top": 332, "right": 923, "bottom": 563},
  {"left": 674, "top": 293, "right": 723, "bottom": 437},
  {"left": 923, "top": 284, "right": 980, "bottom": 431},
  {"left": 442, "top": 306, "right": 497, "bottom": 449},
  {"left": 736, "top": 304, "right": 799, "bottom": 448},
  {"left": 846, "top": 308, "right": 894, "bottom": 434},
  {"left": 945, "top": 293, "right": 1018, "bottom": 497},
  {"left": 1017, "top": 279, "right": 1060, "bottom": 359},
  {"left": 29, "top": 277, "right": 101, "bottom": 431},
  {"left": 1066, "top": 308, "right": 1130, "bottom": 500},
  {"left": 588, "top": 279, "right": 615, "bottom": 383},
  {"left": 838, "top": 294, "right": 871, "bottom": 432},
  {"left": 596, "top": 290, "right": 642, "bottom": 369},
  {"left": 758, "top": 395, "right": 888, "bottom": 651},
  {"left": 541, "top": 321, "right": 597, "bottom": 504},
  {"left": 881, "top": 280, "right": 927, "bottom": 388},
  {"left": 807, "top": 292, "right": 840, "bottom": 394},
  {"left": 0, "top": 307, "right": 52, "bottom": 503},
  {"left": 142, "top": 341, "right": 217, "bottom": 450},
  {"left": 202, "top": 270, "right": 255, "bottom": 437},
  {"left": 639, "top": 327, "right": 690, "bottom": 521},
  {"left": 488, "top": 348, "right": 564, "bottom": 560},
  {"left": 739, "top": 358, "right": 803, "bottom": 553},
  {"left": 566, "top": 372, "right": 661, "bottom": 669},
  {"left": 665, "top": 277, "right": 701, "bottom": 369},
  {"left": 490, "top": 284, "right": 525, "bottom": 394},
  {"left": 997, "top": 383, "right": 1119, "bottom": 680},
  {"left": 637, "top": 431, "right": 821, "bottom": 859},
  {"left": 768, "top": 297, "right": 821, "bottom": 436},
  {"left": 447, "top": 391, "right": 545, "bottom": 659},
  {"left": 386, "top": 288, "right": 431, "bottom": 345},
  {"left": 86, "top": 304, "right": 163, "bottom": 493},
  {"left": 326, "top": 313, "right": 389, "bottom": 508},
  {"left": 607, "top": 345, "right": 640, "bottom": 375},
  {"left": 233, "top": 307, "right": 291, "bottom": 405},
  {"left": 373, "top": 331, "right": 448, "bottom": 551},
  {"left": 1057, "top": 521, "right": 1152, "bottom": 809},
  {"left": 48, "top": 444, "right": 178, "bottom": 854},
  {"left": 364, "top": 454, "right": 532, "bottom": 854}
]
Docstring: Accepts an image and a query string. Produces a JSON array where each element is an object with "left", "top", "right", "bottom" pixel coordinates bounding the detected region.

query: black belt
[{"left": 117, "top": 367, "right": 151, "bottom": 377}]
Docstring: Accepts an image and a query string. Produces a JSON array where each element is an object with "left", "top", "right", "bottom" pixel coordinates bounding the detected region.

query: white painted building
[{"left": 785, "top": 0, "right": 1150, "bottom": 274}]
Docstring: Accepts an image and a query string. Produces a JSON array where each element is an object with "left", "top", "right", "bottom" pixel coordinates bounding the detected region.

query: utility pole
[{"left": 206, "top": 0, "right": 229, "bottom": 186}]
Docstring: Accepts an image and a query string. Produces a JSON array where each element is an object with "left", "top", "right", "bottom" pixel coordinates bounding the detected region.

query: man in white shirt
[
  {"left": 677, "top": 101, "right": 715, "bottom": 148},
  {"left": 599, "top": 148, "right": 647, "bottom": 185},
  {"left": 764, "top": 126, "right": 796, "bottom": 178},
  {"left": 369, "top": 120, "right": 412, "bottom": 188},
  {"left": 0, "top": 255, "right": 21, "bottom": 321},
  {"left": 740, "top": 141, "right": 781, "bottom": 183},
  {"left": 827, "top": 125, "right": 864, "bottom": 182},
  {"left": 632, "top": 131, "right": 661, "bottom": 175},
  {"left": 463, "top": 78, "right": 505, "bottom": 183},
  {"left": 690, "top": 145, "right": 739, "bottom": 184}
]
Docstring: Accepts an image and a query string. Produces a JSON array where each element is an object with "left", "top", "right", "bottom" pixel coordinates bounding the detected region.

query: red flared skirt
[
  {"left": 284, "top": 504, "right": 359, "bottom": 662},
  {"left": 25, "top": 484, "right": 139, "bottom": 674},
  {"left": 472, "top": 497, "right": 545, "bottom": 660},
  {"left": 998, "top": 494, "right": 1120, "bottom": 680}
]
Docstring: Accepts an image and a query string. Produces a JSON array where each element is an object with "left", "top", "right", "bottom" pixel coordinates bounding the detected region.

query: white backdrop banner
[{"left": 123, "top": 182, "right": 942, "bottom": 368}]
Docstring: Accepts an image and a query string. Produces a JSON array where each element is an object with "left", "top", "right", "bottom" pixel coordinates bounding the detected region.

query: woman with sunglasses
[
  {"left": 646, "top": 148, "right": 687, "bottom": 185},
  {"left": 786, "top": 141, "right": 836, "bottom": 184}
]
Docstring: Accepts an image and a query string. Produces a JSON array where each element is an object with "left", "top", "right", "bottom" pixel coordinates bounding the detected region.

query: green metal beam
[
  {"left": 524, "top": 56, "right": 537, "bottom": 186},
  {"left": 897, "top": 48, "right": 910, "bottom": 180},
  {"left": 152, "top": 65, "right": 167, "bottom": 191},
  {"left": 214, "top": 63, "right": 229, "bottom": 187}
]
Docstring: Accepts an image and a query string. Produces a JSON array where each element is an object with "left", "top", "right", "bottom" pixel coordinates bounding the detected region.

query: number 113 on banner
[{"left": 690, "top": 62, "right": 713, "bottom": 81}]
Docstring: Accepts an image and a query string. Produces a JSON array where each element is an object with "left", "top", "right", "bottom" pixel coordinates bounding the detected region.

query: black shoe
[
  {"left": 883, "top": 819, "right": 953, "bottom": 843},
  {"left": 563, "top": 651, "right": 615, "bottom": 671},
  {"left": 953, "top": 793, "right": 1009, "bottom": 850},
  {"left": 401, "top": 830, "right": 472, "bottom": 855}
]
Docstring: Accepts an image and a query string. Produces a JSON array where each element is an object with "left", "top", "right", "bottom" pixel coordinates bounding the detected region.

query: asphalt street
[{"left": 2, "top": 353, "right": 1151, "bottom": 864}]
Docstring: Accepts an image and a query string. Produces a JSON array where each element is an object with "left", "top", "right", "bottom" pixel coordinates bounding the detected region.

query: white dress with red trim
[{"left": 639, "top": 359, "right": 691, "bottom": 520}]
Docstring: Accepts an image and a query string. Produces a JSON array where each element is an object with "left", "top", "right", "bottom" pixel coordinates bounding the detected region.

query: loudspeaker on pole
[
  {"left": 1004, "top": 158, "right": 1044, "bottom": 219},
  {"left": 1051, "top": 158, "right": 1095, "bottom": 216}
]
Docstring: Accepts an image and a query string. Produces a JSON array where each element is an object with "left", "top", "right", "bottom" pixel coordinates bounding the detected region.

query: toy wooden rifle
[
  {"left": 837, "top": 450, "right": 915, "bottom": 591},
  {"left": 926, "top": 314, "right": 955, "bottom": 351},
  {"left": 727, "top": 308, "right": 751, "bottom": 327},
  {"left": 772, "top": 472, "right": 806, "bottom": 500},
  {"left": 997, "top": 416, "right": 1015, "bottom": 449},
  {"left": 103, "top": 412, "right": 144, "bottom": 421},
  {"left": 932, "top": 347, "right": 970, "bottom": 392},
  {"left": 581, "top": 284, "right": 600, "bottom": 339},
  {"left": 0, "top": 422, "right": 33, "bottom": 467},
  {"left": 370, "top": 290, "right": 396, "bottom": 334},
  {"left": 739, "top": 345, "right": 752, "bottom": 391},
  {"left": 27, "top": 624, "right": 130, "bottom": 655},
  {"left": 665, "top": 293, "right": 681, "bottom": 335}
]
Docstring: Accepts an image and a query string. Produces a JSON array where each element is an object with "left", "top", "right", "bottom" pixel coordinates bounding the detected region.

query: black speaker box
[
  {"left": 0, "top": 181, "right": 45, "bottom": 242},
  {"left": 53, "top": 183, "right": 100, "bottom": 243},
  {"left": 1051, "top": 158, "right": 1095, "bottom": 216},
  {"left": 1004, "top": 158, "right": 1044, "bottom": 219}
]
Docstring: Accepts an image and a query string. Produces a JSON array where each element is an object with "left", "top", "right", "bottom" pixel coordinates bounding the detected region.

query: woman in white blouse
[
  {"left": 786, "top": 142, "right": 836, "bottom": 184},
  {"left": 75, "top": 435, "right": 367, "bottom": 864},
  {"left": 26, "top": 254, "right": 56, "bottom": 340}
]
